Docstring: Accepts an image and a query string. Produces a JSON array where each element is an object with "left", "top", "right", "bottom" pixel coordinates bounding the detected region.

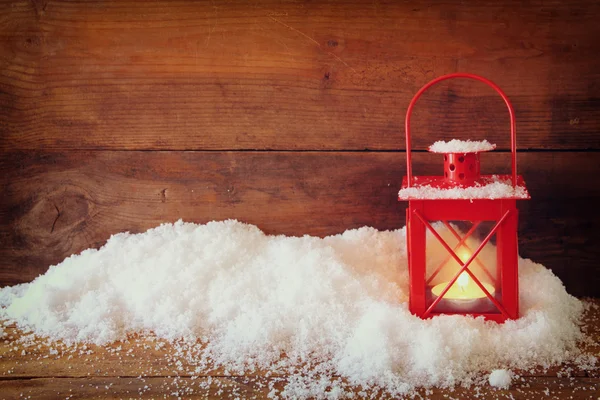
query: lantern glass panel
[{"left": 425, "top": 220, "right": 502, "bottom": 315}]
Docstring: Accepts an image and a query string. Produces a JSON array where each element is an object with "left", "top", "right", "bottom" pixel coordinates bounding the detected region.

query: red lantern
[{"left": 398, "top": 73, "right": 530, "bottom": 322}]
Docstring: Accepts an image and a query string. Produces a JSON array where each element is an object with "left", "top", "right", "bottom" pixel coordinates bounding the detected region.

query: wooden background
[{"left": 1, "top": 0, "right": 599, "bottom": 297}]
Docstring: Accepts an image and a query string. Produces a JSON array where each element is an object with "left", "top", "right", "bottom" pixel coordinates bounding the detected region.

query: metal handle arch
[{"left": 405, "top": 73, "right": 517, "bottom": 187}]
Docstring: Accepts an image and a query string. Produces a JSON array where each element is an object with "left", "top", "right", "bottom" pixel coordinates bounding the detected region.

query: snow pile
[
  {"left": 0, "top": 220, "right": 593, "bottom": 398},
  {"left": 398, "top": 175, "right": 529, "bottom": 200},
  {"left": 429, "top": 139, "right": 496, "bottom": 153},
  {"left": 488, "top": 369, "right": 512, "bottom": 389}
]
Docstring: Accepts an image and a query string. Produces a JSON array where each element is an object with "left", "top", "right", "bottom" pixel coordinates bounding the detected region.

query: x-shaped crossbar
[
  {"left": 413, "top": 209, "right": 512, "bottom": 318},
  {"left": 426, "top": 222, "right": 481, "bottom": 285},
  {"left": 441, "top": 221, "right": 497, "bottom": 286}
]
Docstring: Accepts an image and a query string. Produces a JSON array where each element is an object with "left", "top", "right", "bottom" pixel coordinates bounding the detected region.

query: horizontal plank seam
[
  {"left": 0, "top": 375, "right": 596, "bottom": 381},
  {"left": 0, "top": 375, "right": 274, "bottom": 381},
  {"left": 3, "top": 149, "right": 600, "bottom": 153}
]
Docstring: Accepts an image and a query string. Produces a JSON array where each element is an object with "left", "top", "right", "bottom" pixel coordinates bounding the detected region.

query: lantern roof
[
  {"left": 428, "top": 139, "right": 496, "bottom": 154},
  {"left": 398, "top": 175, "right": 530, "bottom": 201}
]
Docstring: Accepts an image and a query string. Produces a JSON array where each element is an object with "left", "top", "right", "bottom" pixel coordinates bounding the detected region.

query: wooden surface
[
  {"left": 1, "top": 0, "right": 600, "bottom": 296},
  {"left": 0, "top": 299, "right": 598, "bottom": 399},
  {"left": 1, "top": 0, "right": 599, "bottom": 151}
]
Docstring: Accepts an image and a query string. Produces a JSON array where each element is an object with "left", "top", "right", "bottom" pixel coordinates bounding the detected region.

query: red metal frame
[
  {"left": 426, "top": 221, "right": 481, "bottom": 284},
  {"left": 407, "top": 199, "right": 520, "bottom": 322},
  {"left": 414, "top": 209, "right": 511, "bottom": 318},
  {"left": 400, "top": 73, "right": 528, "bottom": 322}
]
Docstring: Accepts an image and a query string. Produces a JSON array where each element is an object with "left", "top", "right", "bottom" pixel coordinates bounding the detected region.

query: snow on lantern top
[
  {"left": 428, "top": 139, "right": 496, "bottom": 154},
  {"left": 398, "top": 138, "right": 529, "bottom": 200},
  {"left": 397, "top": 175, "right": 529, "bottom": 200},
  {"left": 398, "top": 136, "right": 529, "bottom": 200}
]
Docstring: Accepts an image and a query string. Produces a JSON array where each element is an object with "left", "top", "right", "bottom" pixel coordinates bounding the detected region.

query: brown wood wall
[{"left": 1, "top": 0, "right": 599, "bottom": 296}]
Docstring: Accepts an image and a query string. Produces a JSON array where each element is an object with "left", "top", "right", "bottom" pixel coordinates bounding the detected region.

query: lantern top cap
[{"left": 428, "top": 139, "right": 496, "bottom": 154}]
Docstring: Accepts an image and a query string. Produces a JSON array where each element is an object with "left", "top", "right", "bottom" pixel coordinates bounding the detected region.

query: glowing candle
[{"left": 431, "top": 249, "right": 495, "bottom": 309}]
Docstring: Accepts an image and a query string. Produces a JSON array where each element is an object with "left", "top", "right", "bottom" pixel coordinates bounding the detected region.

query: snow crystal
[
  {"left": 398, "top": 176, "right": 529, "bottom": 200},
  {"left": 429, "top": 139, "right": 496, "bottom": 153},
  {"left": 488, "top": 369, "right": 512, "bottom": 389},
  {"left": 0, "top": 220, "right": 593, "bottom": 399}
]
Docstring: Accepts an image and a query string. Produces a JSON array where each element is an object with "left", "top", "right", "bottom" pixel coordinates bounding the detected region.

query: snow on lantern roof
[
  {"left": 428, "top": 139, "right": 496, "bottom": 154},
  {"left": 398, "top": 175, "right": 530, "bottom": 200}
]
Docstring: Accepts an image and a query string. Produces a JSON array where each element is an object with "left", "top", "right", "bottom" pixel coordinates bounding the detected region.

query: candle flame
[
  {"left": 432, "top": 245, "right": 496, "bottom": 300},
  {"left": 456, "top": 249, "right": 472, "bottom": 292},
  {"left": 457, "top": 271, "right": 469, "bottom": 290}
]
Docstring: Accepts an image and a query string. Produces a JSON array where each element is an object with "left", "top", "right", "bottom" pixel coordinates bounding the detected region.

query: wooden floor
[{"left": 0, "top": 300, "right": 598, "bottom": 399}]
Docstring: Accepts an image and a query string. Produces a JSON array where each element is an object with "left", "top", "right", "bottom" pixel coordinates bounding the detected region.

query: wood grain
[
  {"left": 0, "top": 150, "right": 598, "bottom": 296},
  {"left": 1, "top": 0, "right": 599, "bottom": 150},
  {"left": 0, "top": 376, "right": 598, "bottom": 400},
  {"left": 0, "top": 299, "right": 598, "bottom": 399}
]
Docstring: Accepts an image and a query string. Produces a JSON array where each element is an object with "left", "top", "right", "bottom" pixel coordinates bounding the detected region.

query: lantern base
[
  {"left": 422, "top": 312, "right": 511, "bottom": 323},
  {"left": 427, "top": 293, "right": 500, "bottom": 314}
]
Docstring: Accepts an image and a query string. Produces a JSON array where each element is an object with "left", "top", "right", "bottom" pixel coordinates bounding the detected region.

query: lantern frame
[{"left": 399, "top": 73, "right": 530, "bottom": 322}]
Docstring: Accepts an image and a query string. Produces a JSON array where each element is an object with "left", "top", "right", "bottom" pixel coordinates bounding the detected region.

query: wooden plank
[
  {"left": 0, "top": 324, "right": 230, "bottom": 379},
  {"left": 1, "top": 0, "right": 599, "bottom": 151},
  {"left": 0, "top": 150, "right": 599, "bottom": 296},
  {"left": 0, "top": 376, "right": 286, "bottom": 400},
  {"left": 0, "top": 300, "right": 598, "bottom": 399},
  {"left": 0, "top": 376, "right": 598, "bottom": 400}
]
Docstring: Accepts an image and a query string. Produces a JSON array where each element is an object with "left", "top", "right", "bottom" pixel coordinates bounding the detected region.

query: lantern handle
[{"left": 405, "top": 73, "right": 517, "bottom": 187}]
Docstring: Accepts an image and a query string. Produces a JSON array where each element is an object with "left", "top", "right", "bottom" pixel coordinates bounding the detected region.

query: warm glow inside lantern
[{"left": 398, "top": 73, "right": 530, "bottom": 322}]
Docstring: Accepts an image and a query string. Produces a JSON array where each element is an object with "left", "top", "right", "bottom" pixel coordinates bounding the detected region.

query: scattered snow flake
[{"left": 488, "top": 369, "right": 512, "bottom": 389}]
